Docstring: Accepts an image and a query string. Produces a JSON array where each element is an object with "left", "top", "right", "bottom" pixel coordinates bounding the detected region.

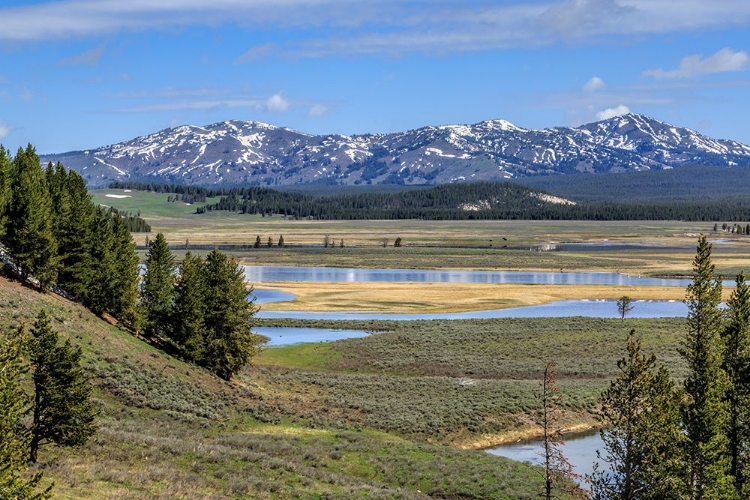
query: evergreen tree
[
  {"left": 4, "top": 145, "right": 58, "bottom": 289},
  {"left": 721, "top": 271, "right": 750, "bottom": 495},
  {"left": 0, "top": 146, "right": 12, "bottom": 239},
  {"left": 0, "top": 327, "right": 51, "bottom": 499},
  {"left": 278, "top": 234, "right": 284, "bottom": 247},
  {"left": 108, "top": 214, "right": 140, "bottom": 327},
  {"left": 590, "top": 330, "right": 684, "bottom": 499},
  {"left": 681, "top": 236, "right": 733, "bottom": 498},
  {"left": 200, "top": 250, "right": 260, "bottom": 380},
  {"left": 617, "top": 296, "right": 634, "bottom": 321},
  {"left": 83, "top": 208, "right": 117, "bottom": 316},
  {"left": 56, "top": 170, "right": 96, "bottom": 301},
  {"left": 28, "top": 311, "right": 98, "bottom": 464},
  {"left": 142, "top": 233, "right": 176, "bottom": 338},
  {"left": 172, "top": 251, "right": 206, "bottom": 361}
]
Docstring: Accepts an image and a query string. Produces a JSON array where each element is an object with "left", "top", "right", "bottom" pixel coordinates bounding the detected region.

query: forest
[{"left": 111, "top": 180, "right": 750, "bottom": 222}]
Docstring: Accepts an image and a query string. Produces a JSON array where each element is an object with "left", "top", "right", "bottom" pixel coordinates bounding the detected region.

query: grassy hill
[{"left": 2, "top": 275, "right": 550, "bottom": 499}]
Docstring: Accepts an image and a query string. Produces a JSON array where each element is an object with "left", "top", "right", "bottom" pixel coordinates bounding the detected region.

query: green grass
[
  {"left": 0, "top": 275, "right": 554, "bottom": 499},
  {"left": 91, "top": 189, "right": 221, "bottom": 218},
  {"left": 253, "top": 317, "right": 688, "bottom": 447}
]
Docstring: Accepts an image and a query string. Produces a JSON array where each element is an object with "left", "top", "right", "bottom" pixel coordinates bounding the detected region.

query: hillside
[
  {"left": 41, "top": 114, "right": 750, "bottom": 187},
  {"left": 0, "top": 275, "right": 547, "bottom": 499},
  {"left": 515, "top": 165, "right": 750, "bottom": 204}
]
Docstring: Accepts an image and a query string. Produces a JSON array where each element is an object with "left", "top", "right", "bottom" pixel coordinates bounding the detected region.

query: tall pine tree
[
  {"left": 590, "top": 330, "right": 684, "bottom": 499},
  {"left": 681, "top": 236, "right": 733, "bottom": 499},
  {"left": 142, "top": 233, "right": 176, "bottom": 339},
  {"left": 200, "top": 250, "right": 260, "bottom": 380},
  {"left": 721, "top": 271, "right": 750, "bottom": 495},
  {"left": 4, "top": 145, "right": 58, "bottom": 289},
  {"left": 56, "top": 170, "right": 96, "bottom": 301},
  {"left": 171, "top": 251, "right": 206, "bottom": 361}
]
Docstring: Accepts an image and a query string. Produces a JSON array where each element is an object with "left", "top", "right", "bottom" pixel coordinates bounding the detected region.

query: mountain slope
[{"left": 41, "top": 114, "right": 750, "bottom": 187}]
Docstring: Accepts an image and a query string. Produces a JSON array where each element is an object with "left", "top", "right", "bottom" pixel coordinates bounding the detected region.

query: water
[
  {"left": 252, "top": 289, "right": 297, "bottom": 305},
  {"left": 244, "top": 266, "right": 696, "bottom": 287},
  {"left": 487, "top": 431, "right": 604, "bottom": 480},
  {"left": 256, "top": 327, "right": 372, "bottom": 346},
  {"left": 256, "top": 299, "right": 687, "bottom": 320}
]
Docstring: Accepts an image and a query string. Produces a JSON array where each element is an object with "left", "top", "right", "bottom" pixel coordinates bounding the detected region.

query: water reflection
[{"left": 244, "top": 266, "right": 696, "bottom": 287}]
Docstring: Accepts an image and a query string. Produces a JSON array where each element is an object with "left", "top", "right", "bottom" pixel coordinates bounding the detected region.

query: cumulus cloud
[
  {"left": 307, "top": 103, "right": 329, "bottom": 117},
  {"left": 59, "top": 44, "right": 105, "bottom": 66},
  {"left": 0, "top": 121, "right": 10, "bottom": 138},
  {"left": 583, "top": 76, "right": 605, "bottom": 92},
  {"left": 596, "top": 104, "right": 631, "bottom": 120},
  {"left": 235, "top": 43, "right": 276, "bottom": 64},
  {"left": 645, "top": 48, "right": 749, "bottom": 79},
  {"left": 265, "top": 93, "right": 289, "bottom": 113}
]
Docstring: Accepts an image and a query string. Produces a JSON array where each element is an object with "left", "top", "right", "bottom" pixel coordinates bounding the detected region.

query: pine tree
[
  {"left": 83, "top": 208, "right": 117, "bottom": 316},
  {"left": 0, "top": 327, "right": 51, "bottom": 499},
  {"left": 200, "top": 250, "right": 260, "bottom": 380},
  {"left": 172, "top": 251, "right": 206, "bottom": 361},
  {"left": 681, "top": 236, "right": 734, "bottom": 498},
  {"left": 0, "top": 146, "right": 14, "bottom": 239},
  {"left": 56, "top": 170, "right": 96, "bottom": 301},
  {"left": 108, "top": 213, "right": 140, "bottom": 327},
  {"left": 142, "top": 233, "right": 176, "bottom": 338},
  {"left": 28, "top": 310, "right": 98, "bottom": 464},
  {"left": 4, "top": 145, "right": 58, "bottom": 289},
  {"left": 721, "top": 271, "right": 750, "bottom": 495},
  {"left": 590, "top": 330, "right": 684, "bottom": 499}
]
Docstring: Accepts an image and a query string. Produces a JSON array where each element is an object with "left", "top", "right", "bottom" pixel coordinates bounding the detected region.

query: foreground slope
[
  {"left": 42, "top": 114, "right": 750, "bottom": 187},
  {"left": 0, "top": 275, "right": 545, "bottom": 499}
]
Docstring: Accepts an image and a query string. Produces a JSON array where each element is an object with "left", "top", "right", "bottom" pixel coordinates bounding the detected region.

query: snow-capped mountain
[{"left": 42, "top": 114, "right": 750, "bottom": 187}]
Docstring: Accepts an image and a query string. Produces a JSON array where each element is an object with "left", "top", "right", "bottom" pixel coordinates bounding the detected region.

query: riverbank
[{"left": 255, "top": 282, "right": 707, "bottom": 313}]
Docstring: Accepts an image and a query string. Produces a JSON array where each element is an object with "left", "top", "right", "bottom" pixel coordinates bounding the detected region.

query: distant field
[{"left": 95, "top": 188, "right": 750, "bottom": 278}]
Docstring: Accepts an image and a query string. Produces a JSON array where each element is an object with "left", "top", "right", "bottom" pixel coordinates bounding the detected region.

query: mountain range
[{"left": 41, "top": 113, "right": 750, "bottom": 187}]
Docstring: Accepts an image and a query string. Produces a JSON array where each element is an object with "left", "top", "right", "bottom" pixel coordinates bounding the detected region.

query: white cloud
[
  {"left": 59, "top": 44, "right": 105, "bottom": 66},
  {"left": 2, "top": 1, "right": 750, "bottom": 56},
  {"left": 307, "top": 103, "right": 329, "bottom": 117},
  {"left": 596, "top": 104, "right": 631, "bottom": 120},
  {"left": 265, "top": 93, "right": 289, "bottom": 113},
  {"left": 645, "top": 48, "right": 749, "bottom": 79},
  {"left": 0, "top": 121, "right": 10, "bottom": 138},
  {"left": 235, "top": 42, "right": 276, "bottom": 64},
  {"left": 583, "top": 76, "right": 605, "bottom": 92}
]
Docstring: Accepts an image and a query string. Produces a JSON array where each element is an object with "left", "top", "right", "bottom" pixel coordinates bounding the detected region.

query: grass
[
  {"left": 253, "top": 316, "right": 689, "bottom": 449},
  {"left": 0, "top": 275, "right": 555, "bottom": 499},
  {"left": 256, "top": 282, "right": 700, "bottom": 313}
]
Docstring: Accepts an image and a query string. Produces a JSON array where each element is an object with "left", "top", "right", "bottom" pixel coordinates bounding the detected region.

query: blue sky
[{"left": 1, "top": 0, "right": 749, "bottom": 154}]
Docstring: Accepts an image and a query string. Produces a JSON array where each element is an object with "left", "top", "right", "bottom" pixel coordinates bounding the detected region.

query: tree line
[
  {"left": 141, "top": 234, "right": 261, "bottom": 380},
  {"left": 0, "top": 145, "right": 142, "bottom": 325},
  {"left": 110, "top": 180, "right": 750, "bottom": 222}
]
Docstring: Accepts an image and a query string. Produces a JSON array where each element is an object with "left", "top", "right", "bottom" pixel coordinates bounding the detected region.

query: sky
[{"left": 1, "top": 0, "right": 750, "bottom": 154}]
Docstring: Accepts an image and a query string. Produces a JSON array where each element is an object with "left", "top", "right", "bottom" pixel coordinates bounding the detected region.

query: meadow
[{"left": 47, "top": 187, "right": 747, "bottom": 498}]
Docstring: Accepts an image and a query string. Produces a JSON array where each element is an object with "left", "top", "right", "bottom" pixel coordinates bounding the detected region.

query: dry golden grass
[{"left": 254, "top": 282, "right": 727, "bottom": 313}]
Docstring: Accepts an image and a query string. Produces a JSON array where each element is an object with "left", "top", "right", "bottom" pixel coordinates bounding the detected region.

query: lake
[
  {"left": 487, "top": 431, "right": 605, "bottom": 481},
  {"left": 244, "top": 266, "right": 697, "bottom": 287}
]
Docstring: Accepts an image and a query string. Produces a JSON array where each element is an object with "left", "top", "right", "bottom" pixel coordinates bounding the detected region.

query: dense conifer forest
[{"left": 112, "top": 180, "right": 750, "bottom": 222}]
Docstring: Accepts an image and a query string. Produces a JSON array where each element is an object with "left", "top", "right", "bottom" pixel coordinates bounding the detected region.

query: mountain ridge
[{"left": 40, "top": 113, "right": 750, "bottom": 187}]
